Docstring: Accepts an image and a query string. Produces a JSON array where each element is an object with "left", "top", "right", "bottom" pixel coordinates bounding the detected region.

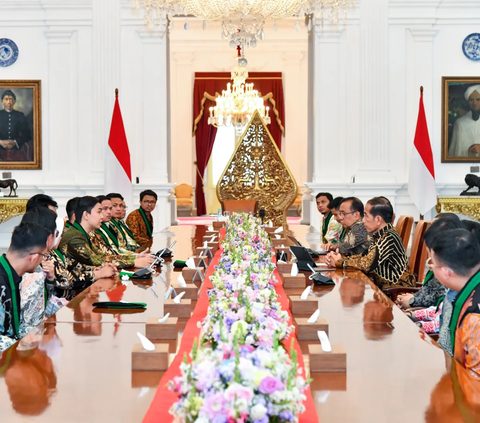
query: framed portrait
[
  {"left": 0, "top": 80, "right": 41, "bottom": 169},
  {"left": 442, "top": 76, "right": 480, "bottom": 163}
]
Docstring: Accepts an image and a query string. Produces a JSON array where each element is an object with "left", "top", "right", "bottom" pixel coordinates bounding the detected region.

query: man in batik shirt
[
  {"left": 126, "top": 190, "right": 157, "bottom": 251},
  {"left": 326, "top": 197, "right": 415, "bottom": 291},
  {"left": 316, "top": 192, "right": 342, "bottom": 244}
]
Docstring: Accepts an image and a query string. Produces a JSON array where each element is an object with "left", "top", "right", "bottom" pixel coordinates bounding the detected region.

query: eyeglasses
[
  {"left": 338, "top": 211, "right": 356, "bottom": 218},
  {"left": 426, "top": 257, "right": 450, "bottom": 271},
  {"left": 119, "top": 205, "right": 128, "bottom": 210},
  {"left": 30, "top": 252, "right": 48, "bottom": 259},
  {"left": 143, "top": 200, "right": 156, "bottom": 205}
]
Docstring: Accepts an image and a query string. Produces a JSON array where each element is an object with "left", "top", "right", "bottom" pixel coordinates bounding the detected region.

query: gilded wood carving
[{"left": 216, "top": 110, "right": 297, "bottom": 226}]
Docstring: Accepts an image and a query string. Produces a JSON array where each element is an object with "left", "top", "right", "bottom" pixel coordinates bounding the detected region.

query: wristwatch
[{"left": 408, "top": 297, "right": 415, "bottom": 307}]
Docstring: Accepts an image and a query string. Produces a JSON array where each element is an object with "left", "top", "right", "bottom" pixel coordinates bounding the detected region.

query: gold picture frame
[
  {"left": 442, "top": 76, "right": 480, "bottom": 163},
  {"left": 0, "top": 80, "right": 42, "bottom": 169}
]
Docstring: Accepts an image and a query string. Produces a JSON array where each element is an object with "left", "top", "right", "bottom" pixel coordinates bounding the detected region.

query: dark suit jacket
[{"left": 0, "top": 109, "right": 31, "bottom": 148}]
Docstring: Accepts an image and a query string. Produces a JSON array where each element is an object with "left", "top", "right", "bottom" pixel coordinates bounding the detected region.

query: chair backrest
[
  {"left": 221, "top": 199, "right": 258, "bottom": 214},
  {"left": 395, "top": 215, "right": 414, "bottom": 249},
  {"left": 174, "top": 184, "right": 193, "bottom": 199},
  {"left": 408, "top": 220, "right": 431, "bottom": 281}
]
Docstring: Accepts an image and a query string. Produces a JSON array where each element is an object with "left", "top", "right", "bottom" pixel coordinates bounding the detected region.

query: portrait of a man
[
  {"left": 0, "top": 80, "right": 41, "bottom": 169},
  {"left": 442, "top": 77, "right": 480, "bottom": 163}
]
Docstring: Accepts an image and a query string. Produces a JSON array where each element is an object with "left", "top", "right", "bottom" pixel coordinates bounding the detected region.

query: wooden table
[{"left": 0, "top": 225, "right": 470, "bottom": 423}]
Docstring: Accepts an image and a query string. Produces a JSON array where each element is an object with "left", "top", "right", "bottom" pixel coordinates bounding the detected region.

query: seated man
[
  {"left": 126, "top": 190, "right": 157, "bottom": 251},
  {"left": 65, "top": 197, "right": 79, "bottom": 229},
  {"left": 322, "top": 197, "right": 369, "bottom": 256},
  {"left": 59, "top": 196, "right": 154, "bottom": 270},
  {"left": 26, "top": 194, "right": 58, "bottom": 213},
  {"left": 428, "top": 228, "right": 480, "bottom": 378},
  {"left": 0, "top": 222, "right": 50, "bottom": 351},
  {"left": 325, "top": 197, "right": 415, "bottom": 290},
  {"left": 108, "top": 192, "right": 139, "bottom": 252},
  {"left": 316, "top": 192, "right": 342, "bottom": 244}
]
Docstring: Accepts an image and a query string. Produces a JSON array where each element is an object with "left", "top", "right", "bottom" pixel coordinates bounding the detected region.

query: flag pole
[
  {"left": 115, "top": 88, "right": 118, "bottom": 98},
  {"left": 419, "top": 85, "right": 423, "bottom": 221}
]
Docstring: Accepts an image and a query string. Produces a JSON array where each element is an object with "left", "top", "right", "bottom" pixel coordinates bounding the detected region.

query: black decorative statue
[
  {"left": 0, "top": 179, "right": 18, "bottom": 197},
  {"left": 461, "top": 174, "right": 480, "bottom": 196}
]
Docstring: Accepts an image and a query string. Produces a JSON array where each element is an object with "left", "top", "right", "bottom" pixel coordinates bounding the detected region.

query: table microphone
[{"left": 259, "top": 209, "right": 265, "bottom": 224}]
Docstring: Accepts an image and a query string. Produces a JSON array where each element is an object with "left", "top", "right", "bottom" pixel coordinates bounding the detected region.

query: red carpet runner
[{"left": 143, "top": 237, "right": 318, "bottom": 423}]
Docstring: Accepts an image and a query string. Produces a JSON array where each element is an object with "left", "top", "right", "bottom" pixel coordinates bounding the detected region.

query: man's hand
[
  {"left": 0, "top": 140, "right": 16, "bottom": 149},
  {"left": 134, "top": 256, "right": 155, "bottom": 268},
  {"left": 321, "top": 242, "right": 333, "bottom": 251},
  {"left": 325, "top": 249, "right": 342, "bottom": 267},
  {"left": 41, "top": 260, "right": 55, "bottom": 280},
  {"left": 469, "top": 144, "right": 480, "bottom": 155},
  {"left": 396, "top": 293, "right": 414, "bottom": 309},
  {"left": 94, "top": 263, "right": 118, "bottom": 279}
]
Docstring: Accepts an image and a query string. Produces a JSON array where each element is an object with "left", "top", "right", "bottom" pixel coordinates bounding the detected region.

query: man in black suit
[{"left": 0, "top": 89, "right": 31, "bottom": 161}]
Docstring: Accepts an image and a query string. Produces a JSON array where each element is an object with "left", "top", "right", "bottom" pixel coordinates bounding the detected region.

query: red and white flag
[
  {"left": 408, "top": 87, "right": 437, "bottom": 215},
  {"left": 104, "top": 90, "right": 132, "bottom": 208}
]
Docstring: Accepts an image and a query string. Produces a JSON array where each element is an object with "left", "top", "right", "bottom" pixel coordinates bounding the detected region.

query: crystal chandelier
[
  {"left": 134, "top": 0, "right": 355, "bottom": 48},
  {"left": 208, "top": 48, "right": 270, "bottom": 129}
]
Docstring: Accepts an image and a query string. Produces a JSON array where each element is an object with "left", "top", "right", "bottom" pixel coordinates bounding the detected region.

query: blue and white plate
[
  {"left": 463, "top": 33, "right": 480, "bottom": 61},
  {"left": 0, "top": 39, "right": 19, "bottom": 67}
]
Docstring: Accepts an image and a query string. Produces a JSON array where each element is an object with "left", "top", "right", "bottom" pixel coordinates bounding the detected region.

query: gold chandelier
[
  {"left": 134, "top": 0, "right": 355, "bottom": 47},
  {"left": 208, "top": 48, "right": 270, "bottom": 129}
]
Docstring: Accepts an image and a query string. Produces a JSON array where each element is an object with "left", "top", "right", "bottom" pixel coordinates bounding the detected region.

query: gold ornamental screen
[{"left": 216, "top": 110, "right": 297, "bottom": 226}]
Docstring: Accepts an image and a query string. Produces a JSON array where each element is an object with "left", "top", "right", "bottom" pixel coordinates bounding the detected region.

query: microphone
[{"left": 259, "top": 209, "right": 265, "bottom": 224}]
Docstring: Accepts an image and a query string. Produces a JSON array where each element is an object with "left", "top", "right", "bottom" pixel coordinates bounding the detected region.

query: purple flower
[
  {"left": 254, "top": 417, "right": 269, "bottom": 423},
  {"left": 212, "top": 415, "right": 228, "bottom": 423},
  {"left": 258, "top": 376, "right": 284, "bottom": 394},
  {"left": 200, "top": 392, "right": 226, "bottom": 419},
  {"left": 279, "top": 410, "right": 294, "bottom": 421}
]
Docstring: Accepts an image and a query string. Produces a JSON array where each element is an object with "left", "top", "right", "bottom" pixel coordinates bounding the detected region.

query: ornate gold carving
[
  {"left": 0, "top": 198, "right": 28, "bottom": 224},
  {"left": 436, "top": 197, "right": 480, "bottom": 221},
  {"left": 216, "top": 110, "right": 297, "bottom": 226}
]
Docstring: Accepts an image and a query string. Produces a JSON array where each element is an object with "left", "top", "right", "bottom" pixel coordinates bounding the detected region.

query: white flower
[
  {"left": 245, "top": 335, "right": 255, "bottom": 345},
  {"left": 250, "top": 403, "right": 268, "bottom": 420}
]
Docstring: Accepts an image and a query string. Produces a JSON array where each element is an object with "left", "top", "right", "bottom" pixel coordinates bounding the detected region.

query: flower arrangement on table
[
  {"left": 169, "top": 333, "right": 308, "bottom": 423},
  {"left": 169, "top": 213, "right": 309, "bottom": 422}
]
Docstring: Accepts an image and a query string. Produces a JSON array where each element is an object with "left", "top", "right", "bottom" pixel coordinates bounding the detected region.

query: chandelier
[
  {"left": 134, "top": 0, "right": 355, "bottom": 48},
  {"left": 208, "top": 48, "right": 270, "bottom": 129}
]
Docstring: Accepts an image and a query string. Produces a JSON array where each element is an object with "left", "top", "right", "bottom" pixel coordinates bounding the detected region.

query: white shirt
[{"left": 449, "top": 111, "right": 480, "bottom": 157}]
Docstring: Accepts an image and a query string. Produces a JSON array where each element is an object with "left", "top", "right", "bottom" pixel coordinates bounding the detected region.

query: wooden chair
[
  {"left": 384, "top": 220, "right": 431, "bottom": 300},
  {"left": 221, "top": 199, "right": 258, "bottom": 215},
  {"left": 174, "top": 184, "right": 194, "bottom": 216},
  {"left": 395, "top": 215, "right": 414, "bottom": 250}
]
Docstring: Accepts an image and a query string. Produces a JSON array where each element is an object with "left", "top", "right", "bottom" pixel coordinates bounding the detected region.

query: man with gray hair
[{"left": 449, "top": 84, "right": 480, "bottom": 157}]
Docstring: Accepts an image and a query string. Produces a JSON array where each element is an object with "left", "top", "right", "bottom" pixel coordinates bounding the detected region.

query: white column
[
  {"left": 44, "top": 30, "right": 76, "bottom": 183},
  {"left": 91, "top": 0, "right": 121, "bottom": 182},
  {"left": 309, "top": 27, "right": 344, "bottom": 184},
  {"left": 282, "top": 51, "right": 307, "bottom": 190},
  {"left": 170, "top": 52, "right": 194, "bottom": 186},
  {"left": 356, "top": 0, "right": 394, "bottom": 182},
  {"left": 136, "top": 29, "right": 169, "bottom": 184}
]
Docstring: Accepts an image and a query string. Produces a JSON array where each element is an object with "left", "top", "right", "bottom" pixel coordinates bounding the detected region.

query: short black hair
[
  {"left": 315, "top": 192, "right": 333, "bottom": 203},
  {"left": 66, "top": 197, "right": 80, "bottom": 222},
  {"left": 430, "top": 228, "right": 480, "bottom": 277},
  {"left": 341, "top": 197, "right": 364, "bottom": 217},
  {"left": 461, "top": 220, "right": 480, "bottom": 245},
  {"left": 424, "top": 216, "right": 465, "bottom": 249},
  {"left": 21, "top": 208, "right": 57, "bottom": 235},
  {"left": 107, "top": 193, "right": 124, "bottom": 201},
  {"left": 26, "top": 194, "right": 58, "bottom": 212},
  {"left": 366, "top": 197, "right": 394, "bottom": 224},
  {"left": 1, "top": 89, "right": 16, "bottom": 101},
  {"left": 140, "top": 190, "right": 157, "bottom": 201},
  {"left": 74, "top": 196, "right": 100, "bottom": 224},
  {"left": 10, "top": 222, "right": 50, "bottom": 255},
  {"left": 328, "top": 197, "right": 344, "bottom": 211},
  {"left": 96, "top": 195, "right": 111, "bottom": 203}
]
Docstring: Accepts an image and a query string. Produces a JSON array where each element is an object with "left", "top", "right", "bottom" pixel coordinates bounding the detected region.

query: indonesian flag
[
  {"left": 408, "top": 88, "right": 437, "bottom": 215},
  {"left": 104, "top": 90, "right": 133, "bottom": 208}
]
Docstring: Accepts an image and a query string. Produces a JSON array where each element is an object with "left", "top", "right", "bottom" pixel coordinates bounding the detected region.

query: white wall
[
  {"left": 169, "top": 19, "right": 309, "bottom": 208},
  {"left": 307, "top": 0, "right": 480, "bottom": 229},
  {"left": 0, "top": 0, "right": 173, "bottom": 247}
]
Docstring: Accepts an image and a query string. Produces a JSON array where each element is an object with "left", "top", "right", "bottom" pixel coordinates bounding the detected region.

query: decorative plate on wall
[
  {"left": 463, "top": 33, "right": 480, "bottom": 61},
  {"left": 0, "top": 39, "right": 19, "bottom": 67}
]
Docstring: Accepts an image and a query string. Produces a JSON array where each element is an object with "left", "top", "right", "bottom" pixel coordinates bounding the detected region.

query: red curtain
[{"left": 192, "top": 72, "right": 285, "bottom": 216}]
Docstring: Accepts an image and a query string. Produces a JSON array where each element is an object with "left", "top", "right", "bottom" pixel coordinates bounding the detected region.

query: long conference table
[{"left": 0, "top": 224, "right": 474, "bottom": 422}]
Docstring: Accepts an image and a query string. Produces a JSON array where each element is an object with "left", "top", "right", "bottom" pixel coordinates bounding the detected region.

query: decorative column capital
[
  {"left": 408, "top": 28, "right": 438, "bottom": 42},
  {"left": 173, "top": 52, "right": 194, "bottom": 65},
  {"left": 136, "top": 28, "right": 166, "bottom": 42},
  {"left": 282, "top": 51, "right": 304, "bottom": 64},
  {"left": 314, "top": 27, "right": 344, "bottom": 43},
  {"left": 44, "top": 30, "right": 75, "bottom": 43}
]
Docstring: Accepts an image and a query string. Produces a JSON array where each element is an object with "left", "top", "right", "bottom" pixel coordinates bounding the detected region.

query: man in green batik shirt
[
  {"left": 316, "top": 192, "right": 342, "bottom": 244},
  {"left": 108, "top": 192, "right": 139, "bottom": 252}
]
